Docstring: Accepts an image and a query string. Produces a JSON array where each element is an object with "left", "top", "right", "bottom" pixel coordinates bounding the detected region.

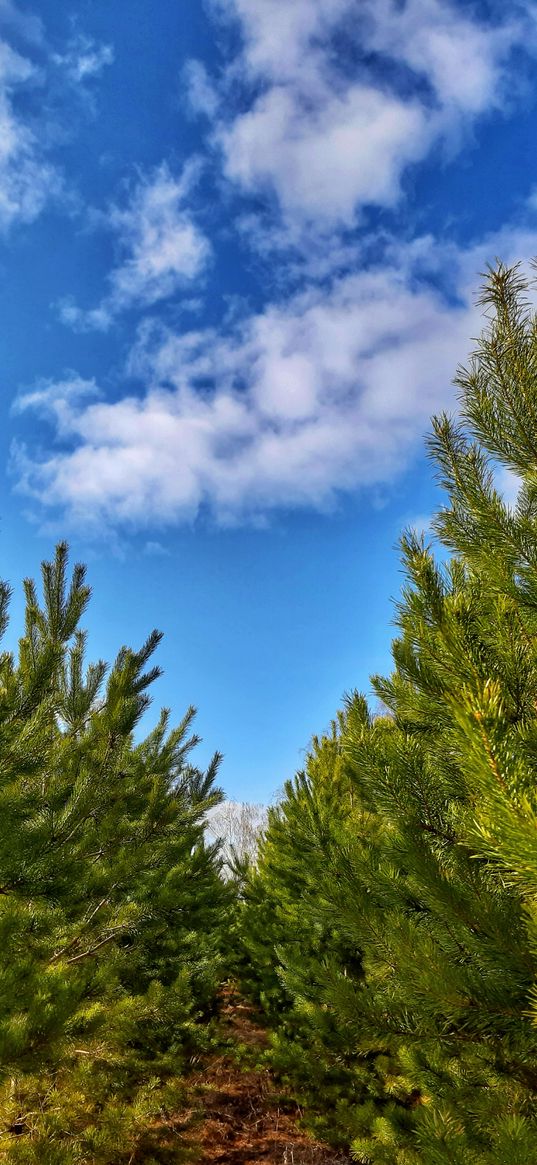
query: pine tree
[
  {"left": 238, "top": 701, "right": 388, "bottom": 1148},
  {"left": 0, "top": 544, "right": 229, "bottom": 1163},
  {"left": 239, "top": 263, "right": 537, "bottom": 1164}
]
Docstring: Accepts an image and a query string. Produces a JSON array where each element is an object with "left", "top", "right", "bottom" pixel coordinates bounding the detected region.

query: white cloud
[
  {"left": 59, "top": 163, "right": 211, "bottom": 331},
  {"left": 220, "top": 84, "right": 430, "bottom": 225},
  {"left": 16, "top": 209, "right": 537, "bottom": 535},
  {"left": 143, "top": 540, "right": 170, "bottom": 557},
  {"left": 53, "top": 34, "right": 114, "bottom": 84},
  {"left": 14, "top": 374, "right": 101, "bottom": 430},
  {"left": 0, "top": 11, "right": 113, "bottom": 235},
  {"left": 13, "top": 248, "right": 476, "bottom": 531},
  {"left": 58, "top": 300, "right": 114, "bottom": 332},
  {"left": 0, "top": 0, "right": 43, "bottom": 45},
  {"left": 0, "top": 38, "right": 60, "bottom": 231},
  {"left": 203, "top": 0, "right": 533, "bottom": 234},
  {"left": 359, "top": 0, "right": 523, "bottom": 116},
  {"left": 183, "top": 59, "right": 219, "bottom": 119},
  {"left": 212, "top": 0, "right": 352, "bottom": 83}
]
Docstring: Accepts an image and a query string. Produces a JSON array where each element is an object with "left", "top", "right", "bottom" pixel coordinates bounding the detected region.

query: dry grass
[{"left": 189, "top": 989, "right": 350, "bottom": 1165}]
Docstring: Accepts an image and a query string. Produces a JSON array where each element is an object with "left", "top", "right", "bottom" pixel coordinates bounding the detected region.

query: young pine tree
[
  {"left": 239, "top": 262, "right": 537, "bottom": 1165},
  {"left": 238, "top": 700, "right": 390, "bottom": 1147},
  {"left": 0, "top": 544, "right": 230, "bottom": 1164}
]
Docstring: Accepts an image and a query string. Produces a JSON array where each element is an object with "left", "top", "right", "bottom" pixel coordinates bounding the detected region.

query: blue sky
[{"left": 1, "top": 0, "right": 537, "bottom": 799}]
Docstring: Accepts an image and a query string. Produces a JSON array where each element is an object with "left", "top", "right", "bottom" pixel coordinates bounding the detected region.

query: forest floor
[{"left": 187, "top": 988, "right": 350, "bottom": 1165}]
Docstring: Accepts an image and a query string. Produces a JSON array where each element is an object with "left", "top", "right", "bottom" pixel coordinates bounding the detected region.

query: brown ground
[{"left": 189, "top": 991, "right": 350, "bottom": 1165}]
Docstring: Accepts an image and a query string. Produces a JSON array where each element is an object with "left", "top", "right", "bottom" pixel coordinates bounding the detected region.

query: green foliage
[
  {"left": 237, "top": 263, "right": 537, "bottom": 1163},
  {"left": 0, "top": 544, "right": 230, "bottom": 1162}
]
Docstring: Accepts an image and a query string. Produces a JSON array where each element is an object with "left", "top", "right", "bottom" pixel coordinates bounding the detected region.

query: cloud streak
[
  {"left": 52, "top": 34, "right": 114, "bottom": 84},
  {"left": 0, "top": 6, "right": 115, "bottom": 234},
  {"left": 0, "top": 38, "right": 60, "bottom": 231},
  {"left": 59, "top": 163, "right": 211, "bottom": 331}
]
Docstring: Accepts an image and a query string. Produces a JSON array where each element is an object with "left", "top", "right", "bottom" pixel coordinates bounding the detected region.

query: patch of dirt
[{"left": 189, "top": 990, "right": 349, "bottom": 1165}]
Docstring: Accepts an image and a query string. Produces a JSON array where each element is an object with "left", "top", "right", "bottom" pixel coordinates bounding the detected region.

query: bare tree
[{"left": 205, "top": 800, "right": 268, "bottom": 869}]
